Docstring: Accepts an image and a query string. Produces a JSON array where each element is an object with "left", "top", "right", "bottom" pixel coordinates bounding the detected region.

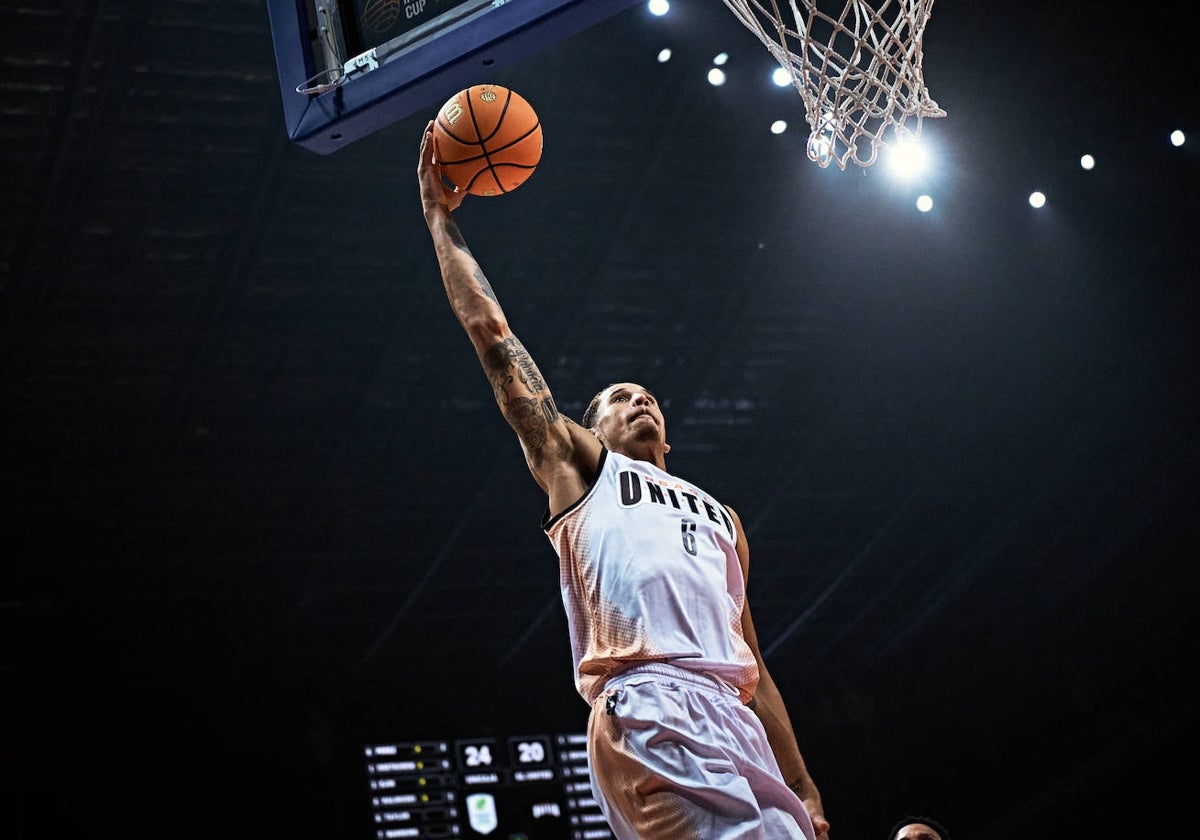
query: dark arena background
[{"left": 4, "top": 2, "right": 1197, "bottom": 838}]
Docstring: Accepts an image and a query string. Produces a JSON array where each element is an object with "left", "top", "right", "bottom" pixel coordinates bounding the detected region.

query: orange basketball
[{"left": 432, "top": 85, "right": 542, "bottom": 197}]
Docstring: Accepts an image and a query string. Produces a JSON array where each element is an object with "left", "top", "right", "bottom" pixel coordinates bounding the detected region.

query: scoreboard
[{"left": 364, "top": 732, "right": 614, "bottom": 839}]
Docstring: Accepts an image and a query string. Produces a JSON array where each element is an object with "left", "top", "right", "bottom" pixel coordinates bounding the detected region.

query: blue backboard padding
[{"left": 268, "top": 0, "right": 642, "bottom": 155}]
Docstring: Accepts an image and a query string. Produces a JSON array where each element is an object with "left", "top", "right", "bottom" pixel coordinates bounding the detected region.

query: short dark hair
[
  {"left": 582, "top": 384, "right": 616, "bottom": 430},
  {"left": 888, "top": 815, "right": 951, "bottom": 840}
]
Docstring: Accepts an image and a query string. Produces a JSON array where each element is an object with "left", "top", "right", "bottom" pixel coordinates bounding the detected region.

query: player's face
[{"left": 594, "top": 383, "right": 667, "bottom": 450}]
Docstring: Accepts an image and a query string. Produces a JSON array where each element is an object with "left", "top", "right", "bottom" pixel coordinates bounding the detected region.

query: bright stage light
[{"left": 886, "top": 137, "right": 930, "bottom": 179}]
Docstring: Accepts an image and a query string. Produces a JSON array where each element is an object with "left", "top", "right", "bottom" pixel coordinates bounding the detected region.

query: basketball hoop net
[{"left": 723, "top": 0, "right": 945, "bottom": 169}]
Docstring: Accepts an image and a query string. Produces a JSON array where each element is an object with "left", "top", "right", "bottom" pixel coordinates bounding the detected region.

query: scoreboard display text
[{"left": 364, "top": 732, "right": 613, "bottom": 839}]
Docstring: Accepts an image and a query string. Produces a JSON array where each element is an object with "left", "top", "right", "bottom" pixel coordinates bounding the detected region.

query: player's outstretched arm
[{"left": 417, "top": 122, "right": 597, "bottom": 504}]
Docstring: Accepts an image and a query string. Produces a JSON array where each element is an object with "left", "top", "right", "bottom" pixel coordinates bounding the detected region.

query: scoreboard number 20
[{"left": 515, "top": 739, "right": 545, "bottom": 764}]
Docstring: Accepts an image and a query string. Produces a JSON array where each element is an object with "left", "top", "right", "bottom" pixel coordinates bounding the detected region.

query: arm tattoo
[
  {"left": 513, "top": 339, "right": 545, "bottom": 393},
  {"left": 507, "top": 397, "right": 547, "bottom": 450},
  {"left": 482, "top": 341, "right": 514, "bottom": 386},
  {"left": 482, "top": 338, "right": 556, "bottom": 451},
  {"left": 446, "top": 220, "right": 469, "bottom": 251},
  {"left": 483, "top": 337, "right": 545, "bottom": 393},
  {"left": 472, "top": 265, "right": 497, "bottom": 303},
  {"left": 444, "top": 221, "right": 497, "bottom": 302}
]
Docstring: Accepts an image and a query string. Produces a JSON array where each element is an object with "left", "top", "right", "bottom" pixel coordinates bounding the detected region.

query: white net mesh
[{"left": 723, "top": 0, "right": 945, "bottom": 169}]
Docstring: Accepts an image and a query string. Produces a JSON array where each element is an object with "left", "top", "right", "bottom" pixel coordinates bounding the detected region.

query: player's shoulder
[{"left": 563, "top": 418, "right": 604, "bottom": 470}]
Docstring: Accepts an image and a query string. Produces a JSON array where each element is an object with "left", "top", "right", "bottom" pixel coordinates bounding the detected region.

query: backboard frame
[{"left": 267, "top": 0, "right": 643, "bottom": 155}]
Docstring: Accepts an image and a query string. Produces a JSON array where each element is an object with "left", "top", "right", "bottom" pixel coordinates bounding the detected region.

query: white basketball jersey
[{"left": 543, "top": 449, "right": 760, "bottom": 704}]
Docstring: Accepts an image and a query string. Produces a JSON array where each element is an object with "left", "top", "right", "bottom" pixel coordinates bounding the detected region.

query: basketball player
[
  {"left": 417, "top": 121, "right": 831, "bottom": 840},
  {"left": 888, "top": 816, "right": 952, "bottom": 840}
]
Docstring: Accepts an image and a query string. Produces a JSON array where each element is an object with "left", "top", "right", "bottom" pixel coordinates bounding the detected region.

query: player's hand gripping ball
[{"left": 433, "top": 84, "right": 542, "bottom": 197}]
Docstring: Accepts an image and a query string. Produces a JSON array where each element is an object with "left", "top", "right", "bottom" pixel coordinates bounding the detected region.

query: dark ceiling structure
[{"left": 5, "top": 2, "right": 1197, "bottom": 838}]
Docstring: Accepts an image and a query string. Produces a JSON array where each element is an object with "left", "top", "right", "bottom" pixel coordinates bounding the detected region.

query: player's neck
[{"left": 612, "top": 443, "right": 667, "bottom": 471}]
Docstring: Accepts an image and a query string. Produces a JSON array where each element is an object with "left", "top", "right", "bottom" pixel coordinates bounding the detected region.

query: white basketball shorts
[{"left": 587, "top": 662, "right": 816, "bottom": 840}]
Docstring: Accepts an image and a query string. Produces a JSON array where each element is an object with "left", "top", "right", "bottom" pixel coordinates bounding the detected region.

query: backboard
[{"left": 268, "top": 0, "right": 643, "bottom": 154}]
